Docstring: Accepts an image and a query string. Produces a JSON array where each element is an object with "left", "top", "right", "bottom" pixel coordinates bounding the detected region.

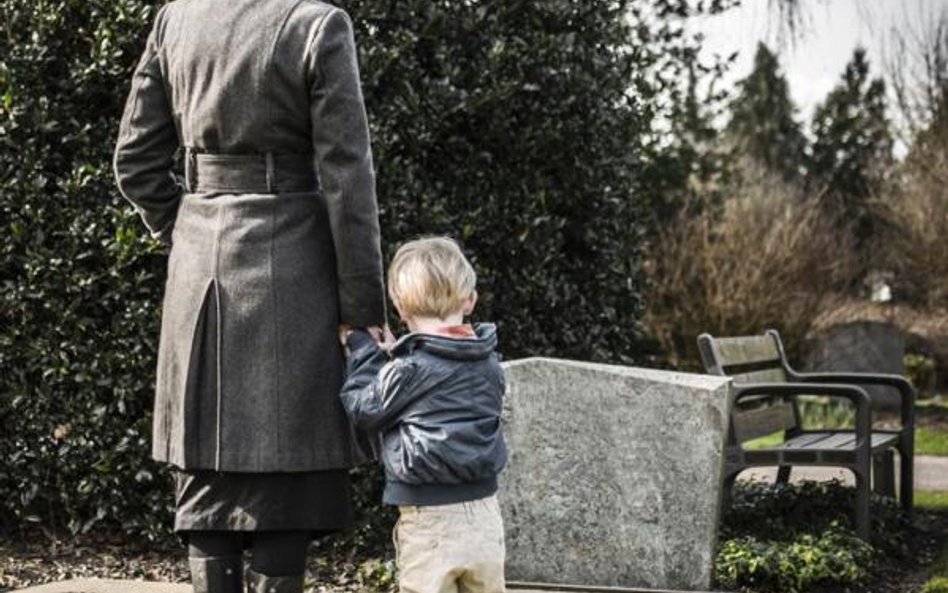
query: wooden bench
[{"left": 697, "top": 329, "right": 915, "bottom": 540}]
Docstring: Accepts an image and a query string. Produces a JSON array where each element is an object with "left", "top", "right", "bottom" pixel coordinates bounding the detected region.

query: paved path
[
  {"left": 15, "top": 580, "right": 187, "bottom": 593},
  {"left": 15, "top": 580, "right": 711, "bottom": 593},
  {"left": 742, "top": 454, "right": 948, "bottom": 490}
]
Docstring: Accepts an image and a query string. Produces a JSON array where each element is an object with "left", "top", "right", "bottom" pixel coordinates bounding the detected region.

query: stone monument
[
  {"left": 804, "top": 321, "right": 905, "bottom": 410},
  {"left": 499, "top": 358, "right": 731, "bottom": 591}
]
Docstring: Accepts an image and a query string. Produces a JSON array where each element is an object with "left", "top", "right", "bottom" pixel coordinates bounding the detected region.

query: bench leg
[
  {"left": 776, "top": 465, "right": 792, "bottom": 484},
  {"left": 872, "top": 450, "right": 895, "bottom": 498},
  {"left": 898, "top": 442, "right": 914, "bottom": 520},
  {"left": 853, "top": 468, "right": 871, "bottom": 541},
  {"left": 720, "top": 470, "right": 741, "bottom": 512}
]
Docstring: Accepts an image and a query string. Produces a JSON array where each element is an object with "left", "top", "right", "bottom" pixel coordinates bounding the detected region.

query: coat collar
[{"left": 391, "top": 322, "right": 498, "bottom": 361}]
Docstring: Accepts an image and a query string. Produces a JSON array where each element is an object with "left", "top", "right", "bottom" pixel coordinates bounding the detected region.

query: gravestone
[
  {"left": 804, "top": 321, "right": 905, "bottom": 410},
  {"left": 499, "top": 358, "right": 731, "bottom": 591}
]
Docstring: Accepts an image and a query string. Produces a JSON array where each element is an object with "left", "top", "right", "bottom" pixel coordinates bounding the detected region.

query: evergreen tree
[
  {"left": 726, "top": 43, "right": 808, "bottom": 183},
  {"left": 809, "top": 48, "right": 893, "bottom": 248}
]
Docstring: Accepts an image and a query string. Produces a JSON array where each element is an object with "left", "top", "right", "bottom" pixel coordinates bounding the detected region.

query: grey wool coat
[{"left": 113, "top": 0, "right": 386, "bottom": 472}]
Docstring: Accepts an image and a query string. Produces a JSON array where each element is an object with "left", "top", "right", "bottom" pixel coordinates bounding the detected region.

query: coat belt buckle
[{"left": 184, "top": 148, "right": 197, "bottom": 192}]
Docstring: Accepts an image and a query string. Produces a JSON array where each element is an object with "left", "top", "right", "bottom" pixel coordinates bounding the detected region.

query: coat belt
[{"left": 183, "top": 149, "right": 319, "bottom": 194}]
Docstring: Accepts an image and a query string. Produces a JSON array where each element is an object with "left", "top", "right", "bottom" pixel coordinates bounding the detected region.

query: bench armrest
[
  {"left": 789, "top": 371, "right": 915, "bottom": 428},
  {"left": 732, "top": 382, "right": 873, "bottom": 451}
]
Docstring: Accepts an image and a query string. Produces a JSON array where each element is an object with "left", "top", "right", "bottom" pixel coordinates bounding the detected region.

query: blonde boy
[{"left": 339, "top": 237, "right": 507, "bottom": 593}]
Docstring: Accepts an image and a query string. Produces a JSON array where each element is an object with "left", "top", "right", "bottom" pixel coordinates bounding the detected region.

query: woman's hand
[
  {"left": 338, "top": 325, "right": 395, "bottom": 355},
  {"left": 338, "top": 324, "right": 354, "bottom": 348}
]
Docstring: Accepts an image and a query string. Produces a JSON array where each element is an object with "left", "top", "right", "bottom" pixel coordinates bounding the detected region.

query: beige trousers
[{"left": 395, "top": 494, "right": 506, "bottom": 593}]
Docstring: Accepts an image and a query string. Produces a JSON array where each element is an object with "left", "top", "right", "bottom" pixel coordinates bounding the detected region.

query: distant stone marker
[
  {"left": 805, "top": 321, "right": 905, "bottom": 411},
  {"left": 499, "top": 358, "right": 731, "bottom": 592}
]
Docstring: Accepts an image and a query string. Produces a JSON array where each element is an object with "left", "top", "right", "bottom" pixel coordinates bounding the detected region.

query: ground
[
  {"left": 0, "top": 533, "right": 396, "bottom": 593},
  {"left": 2, "top": 400, "right": 947, "bottom": 593},
  {"left": 2, "top": 509, "right": 947, "bottom": 593},
  {"left": 854, "top": 508, "right": 948, "bottom": 593}
]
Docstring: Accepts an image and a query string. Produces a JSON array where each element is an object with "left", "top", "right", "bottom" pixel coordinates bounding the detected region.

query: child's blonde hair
[{"left": 388, "top": 237, "right": 477, "bottom": 319}]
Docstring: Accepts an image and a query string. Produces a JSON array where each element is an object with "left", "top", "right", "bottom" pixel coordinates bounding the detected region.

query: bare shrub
[
  {"left": 876, "top": 133, "right": 948, "bottom": 309},
  {"left": 879, "top": 0, "right": 948, "bottom": 308},
  {"left": 644, "top": 162, "right": 857, "bottom": 369}
]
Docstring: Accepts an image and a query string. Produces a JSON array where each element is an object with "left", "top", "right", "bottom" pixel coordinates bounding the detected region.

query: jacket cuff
[{"left": 338, "top": 272, "right": 386, "bottom": 327}]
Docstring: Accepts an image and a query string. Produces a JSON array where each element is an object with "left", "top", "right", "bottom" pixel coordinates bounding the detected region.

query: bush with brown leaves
[
  {"left": 876, "top": 125, "right": 948, "bottom": 309},
  {"left": 644, "top": 164, "right": 857, "bottom": 369}
]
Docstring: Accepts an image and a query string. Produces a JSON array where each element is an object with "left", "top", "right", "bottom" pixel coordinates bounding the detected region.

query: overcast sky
[{"left": 693, "top": 0, "right": 948, "bottom": 138}]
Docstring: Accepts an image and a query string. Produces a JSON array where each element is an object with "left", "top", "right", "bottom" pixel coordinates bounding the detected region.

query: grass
[
  {"left": 918, "top": 427, "right": 948, "bottom": 457},
  {"left": 916, "top": 491, "right": 948, "bottom": 509},
  {"left": 920, "top": 540, "right": 948, "bottom": 593},
  {"left": 744, "top": 431, "right": 784, "bottom": 449}
]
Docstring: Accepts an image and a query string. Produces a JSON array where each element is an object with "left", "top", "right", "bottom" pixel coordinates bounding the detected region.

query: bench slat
[
  {"left": 822, "top": 433, "right": 858, "bottom": 449},
  {"left": 776, "top": 431, "right": 900, "bottom": 452},
  {"left": 731, "top": 367, "right": 787, "bottom": 385},
  {"left": 733, "top": 401, "right": 795, "bottom": 442},
  {"left": 780, "top": 432, "right": 830, "bottom": 448},
  {"left": 869, "top": 433, "right": 901, "bottom": 451},
  {"left": 713, "top": 335, "right": 782, "bottom": 367}
]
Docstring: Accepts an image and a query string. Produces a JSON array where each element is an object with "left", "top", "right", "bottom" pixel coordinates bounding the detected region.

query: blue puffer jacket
[{"left": 340, "top": 323, "right": 508, "bottom": 506}]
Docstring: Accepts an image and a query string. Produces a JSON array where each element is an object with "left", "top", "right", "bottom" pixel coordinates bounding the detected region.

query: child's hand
[
  {"left": 366, "top": 326, "right": 384, "bottom": 343},
  {"left": 379, "top": 325, "right": 397, "bottom": 352},
  {"left": 366, "top": 326, "right": 396, "bottom": 347}
]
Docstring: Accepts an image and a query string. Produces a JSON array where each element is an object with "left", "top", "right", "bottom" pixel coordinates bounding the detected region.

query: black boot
[
  {"left": 189, "top": 556, "right": 243, "bottom": 593},
  {"left": 245, "top": 568, "right": 304, "bottom": 593}
]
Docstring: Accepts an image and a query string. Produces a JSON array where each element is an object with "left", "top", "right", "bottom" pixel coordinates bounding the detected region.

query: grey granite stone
[{"left": 499, "top": 358, "right": 731, "bottom": 592}]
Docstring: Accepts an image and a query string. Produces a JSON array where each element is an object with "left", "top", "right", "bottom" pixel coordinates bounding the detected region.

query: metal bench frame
[{"left": 697, "top": 329, "right": 915, "bottom": 540}]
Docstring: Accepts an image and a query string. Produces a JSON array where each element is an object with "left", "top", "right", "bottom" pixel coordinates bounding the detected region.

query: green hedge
[
  {"left": 0, "top": 0, "right": 175, "bottom": 541},
  {"left": 1, "top": 0, "right": 652, "bottom": 540},
  {"left": 353, "top": 0, "right": 649, "bottom": 361}
]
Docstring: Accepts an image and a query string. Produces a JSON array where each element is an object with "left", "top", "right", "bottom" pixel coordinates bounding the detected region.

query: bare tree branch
[
  {"left": 884, "top": 3, "right": 948, "bottom": 139},
  {"left": 768, "top": 0, "right": 808, "bottom": 45}
]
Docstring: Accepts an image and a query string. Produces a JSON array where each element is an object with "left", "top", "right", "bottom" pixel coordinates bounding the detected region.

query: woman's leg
[
  {"left": 245, "top": 531, "right": 310, "bottom": 593},
  {"left": 187, "top": 531, "right": 244, "bottom": 593}
]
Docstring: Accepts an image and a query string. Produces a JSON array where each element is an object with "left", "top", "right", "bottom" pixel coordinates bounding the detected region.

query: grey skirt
[{"left": 173, "top": 469, "right": 352, "bottom": 535}]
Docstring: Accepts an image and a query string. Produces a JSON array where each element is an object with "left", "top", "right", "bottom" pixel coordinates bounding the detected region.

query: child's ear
[{"left": 462, "top": 290, "right": 478, "bottom": 316}]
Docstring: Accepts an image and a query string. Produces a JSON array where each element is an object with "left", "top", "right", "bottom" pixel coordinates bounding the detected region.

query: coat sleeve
[
  {"left": 339, "top": 333, "right": 420, "bottom": 433},
  {"left": 113, "top": 6, "right": 181, "bottom": 246},
  {"left": 308, "top": 9, "right": 386, "bottom": 328}
]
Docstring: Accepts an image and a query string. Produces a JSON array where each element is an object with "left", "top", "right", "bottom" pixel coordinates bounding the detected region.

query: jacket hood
[{"left": 391, "top": 322, "right": 498, "bottom": 361}]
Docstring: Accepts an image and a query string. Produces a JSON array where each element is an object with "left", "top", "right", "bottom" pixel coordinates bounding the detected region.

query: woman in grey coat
[{"left": 113, "top": 1, "right": 385, "bottom": 592}]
